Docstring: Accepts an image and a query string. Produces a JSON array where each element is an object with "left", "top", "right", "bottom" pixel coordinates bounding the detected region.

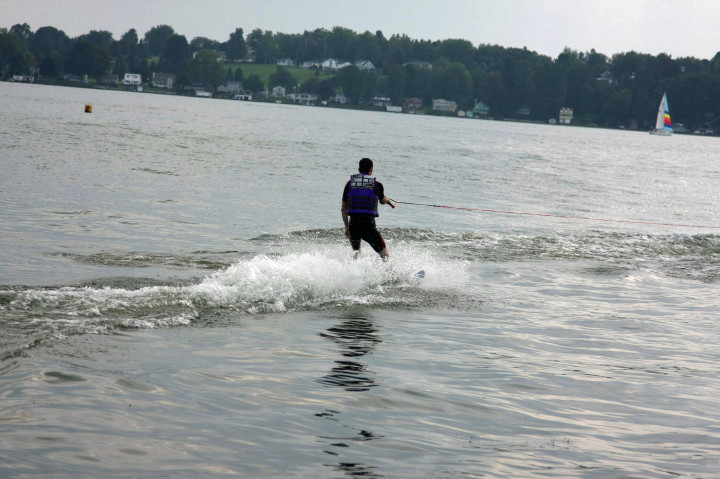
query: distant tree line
[
  {"left": 0, "top": 23, "right": 246, "bottom": 91},
  {"left": 2, "top": 23, "right": 720, "bottom": 131}
]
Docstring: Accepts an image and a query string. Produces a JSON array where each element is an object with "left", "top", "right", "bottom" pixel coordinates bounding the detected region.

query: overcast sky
[{"left": 3, "top": 0, "right": 720, "bottom": 60}]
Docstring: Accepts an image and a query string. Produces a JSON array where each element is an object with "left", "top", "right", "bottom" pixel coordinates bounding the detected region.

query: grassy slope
[{"left": 226, "top": 64, "right": 335, "bottom": 86}]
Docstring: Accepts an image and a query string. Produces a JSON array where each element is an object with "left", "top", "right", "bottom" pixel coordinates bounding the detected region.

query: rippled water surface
[{"left": 1, "top": 82, "right": 719, "bottom": 478}]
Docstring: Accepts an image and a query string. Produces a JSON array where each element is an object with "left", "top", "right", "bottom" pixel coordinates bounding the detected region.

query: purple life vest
[{"left": 346, "top": 174, "right": 379, "bottom": 216}]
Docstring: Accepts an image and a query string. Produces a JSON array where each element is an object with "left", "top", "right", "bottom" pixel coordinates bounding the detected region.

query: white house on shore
[
  {"left": 432, "top": 98, "right": 457, "bottom": 113},
  {"left": 371, "top": 97, "right": 391, "bottom": 107},
  {"left": 559, "top": 107, "right": 574, "bottom": 124},
  {"left": 217, "top": 81, "right": 244, "bottom": 95},
  {"left": 288, "top": 92, "right": 318, "bottom": 105},
  {"left": 473, "top": 100, "right": 490, "bottom": 116},
  {"left": 272, "top": 86, "right": 286, "bottom": 98},
  {"left": 152, "top": 73, "right": 175, "bottom": 89},
  {"left": 321, "top": 59, "right": 341, "bottom": 70},
  {"left": 302, "top": 59, "right": 369, "bottom": 71},
  {"left": 10, "top": 75, "right": 34, "bottom": 82},
  {"left": 355, "top": 60, "right": 375, "bottom": 70},
  {"left": 123, "top": 73, "right": 142, "bottom": 86}
]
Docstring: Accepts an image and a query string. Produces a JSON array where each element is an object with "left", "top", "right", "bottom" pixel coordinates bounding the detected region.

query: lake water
[{"left": 1, "top": 82, "right": 719, "bottom": 478}]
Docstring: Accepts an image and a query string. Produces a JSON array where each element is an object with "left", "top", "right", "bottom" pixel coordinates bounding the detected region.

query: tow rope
[{"left": 387, "top": 199, "right": 720, "bottom": 230}]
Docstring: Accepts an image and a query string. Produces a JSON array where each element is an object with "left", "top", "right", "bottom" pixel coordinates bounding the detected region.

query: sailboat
[{"left": 649, "top": 93, "right": 672, "bottom": 136}]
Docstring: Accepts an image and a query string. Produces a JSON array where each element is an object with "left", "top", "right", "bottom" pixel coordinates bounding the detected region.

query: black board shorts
[{"left": 348, "top": 215, "right": 386, "bottom": 253}]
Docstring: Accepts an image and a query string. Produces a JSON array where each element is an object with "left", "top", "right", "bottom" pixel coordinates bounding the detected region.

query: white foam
[
  {"left": 192, "top": 244, "right": 467, "bottom": 306},
  {"left": 2, "top": 244, "right": 469, "bottom": 337},
  {"left": 190, "top": 248, "right": 393, "bottom": 311}
]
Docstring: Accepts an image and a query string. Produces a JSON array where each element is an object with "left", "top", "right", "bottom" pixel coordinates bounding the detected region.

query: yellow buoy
[{"left": 84, "top": 104, "right": 93, "bottom": 113}]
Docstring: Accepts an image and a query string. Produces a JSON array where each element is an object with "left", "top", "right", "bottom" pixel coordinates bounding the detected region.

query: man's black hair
[{"left": 359, "top": 157, "right": 373, "bottom": 174}]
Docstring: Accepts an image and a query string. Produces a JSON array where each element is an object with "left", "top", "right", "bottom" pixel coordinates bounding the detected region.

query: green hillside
[{"left": 227, "top": 64, "right": 335, "bottom": 86}]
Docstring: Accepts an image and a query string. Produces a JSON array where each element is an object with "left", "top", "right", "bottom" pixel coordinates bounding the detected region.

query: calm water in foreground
[{"left": 1, "top": 82, "right": 719, "bottom": 478}]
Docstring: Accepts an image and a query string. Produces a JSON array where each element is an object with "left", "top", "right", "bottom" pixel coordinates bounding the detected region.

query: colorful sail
[
  {"left": 651, "top": 93, "right": 672, "bottom": 135},
  {"left": 656, "top": 94, "right": 672, "bottom": 132}
]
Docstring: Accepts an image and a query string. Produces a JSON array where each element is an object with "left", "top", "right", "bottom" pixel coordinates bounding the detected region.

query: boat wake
[
  {"left": 0, "top": 245, "right": 468, "bottom": 359},
  {"left": 3, "top": 226, "right": 718, "bottom": 359}
]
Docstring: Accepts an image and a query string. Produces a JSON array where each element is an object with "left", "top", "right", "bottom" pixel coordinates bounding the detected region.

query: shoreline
[{"left": 3, "top": 79, "right": 708, "bottom": 136}]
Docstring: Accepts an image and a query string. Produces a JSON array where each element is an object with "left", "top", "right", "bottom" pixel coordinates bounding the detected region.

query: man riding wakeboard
[{"left": 341, "top": 157, "right": 393, "bottom": 261}]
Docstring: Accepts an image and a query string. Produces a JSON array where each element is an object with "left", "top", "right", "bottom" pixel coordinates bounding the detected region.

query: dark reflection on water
[
  {"left": 321, "top": 316, "right": 383, "bottom": 357},
  {"left": 316, "top": 314, "right": 384, "bottom": 477},
  {"left": 324, "top": 462, "right": 383, "bottom": 477},
  {"left": 318, "top": 360, "right": 377, "bottom": 392},
  {"left": 317, "top": 315, "right": 382, "bottom": 391}
]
